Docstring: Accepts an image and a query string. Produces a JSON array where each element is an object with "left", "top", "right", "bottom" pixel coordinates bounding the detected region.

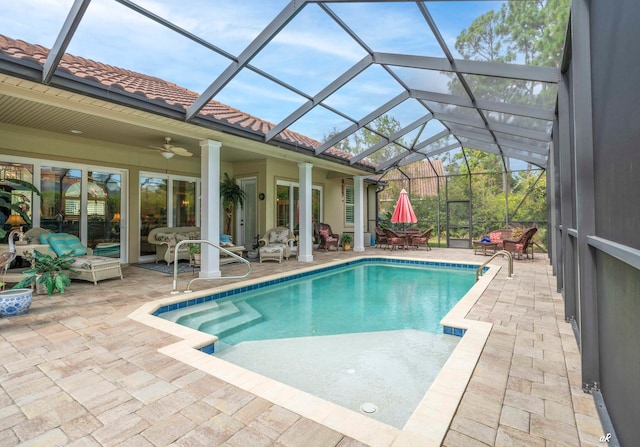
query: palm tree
[{"left": 220, "top": 173, "right": 246, "bottom": 236}]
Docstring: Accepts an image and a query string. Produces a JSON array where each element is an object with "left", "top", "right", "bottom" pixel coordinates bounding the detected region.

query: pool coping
[{"left": 128, "top": 256, "right": 498, "bottom": 447}]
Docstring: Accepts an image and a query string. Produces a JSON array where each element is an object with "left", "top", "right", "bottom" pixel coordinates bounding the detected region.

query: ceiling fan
[{"left": 150, "top": 137, "right": 193, "bottom": 159}]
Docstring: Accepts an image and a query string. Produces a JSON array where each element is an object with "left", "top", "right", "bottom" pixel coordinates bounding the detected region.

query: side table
[{"left": 473, "top": 241, "right": 498, "bottom": 256}]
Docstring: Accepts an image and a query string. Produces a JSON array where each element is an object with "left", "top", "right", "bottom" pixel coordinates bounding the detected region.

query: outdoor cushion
[
  {"left": 319, "top": 229, "right": 337, "bottom": 241},
  {"left": 42, "top": 233, "right": 88, "bottom": 256}
]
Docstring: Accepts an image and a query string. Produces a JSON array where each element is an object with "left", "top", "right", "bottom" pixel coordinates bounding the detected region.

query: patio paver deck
[{"left": 0, "top": 247, "right": 604, "bottom": 446}]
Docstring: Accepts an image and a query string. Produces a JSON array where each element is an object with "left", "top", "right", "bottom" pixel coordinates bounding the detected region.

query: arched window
[{"left": 64, "top": 181, "right": 108, "bottom": 217}]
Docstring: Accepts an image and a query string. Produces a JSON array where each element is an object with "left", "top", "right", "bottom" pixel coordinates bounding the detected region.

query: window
[{"left": 345, "top": 184, "right": 354, "bottom": 225}]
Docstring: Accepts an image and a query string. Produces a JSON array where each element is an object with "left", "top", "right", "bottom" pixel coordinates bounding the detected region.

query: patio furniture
[
  {"left": 258, "top": 227, "right": 295, "bottom": 263},
  {"left": 39, "top": 233, "right": 124, "bottom": 285},
  {"left": 383, "top": 228, "right": 408, "bottom": 250},
  {"left": 374, "top": 227, "right": 388, "bottom": 249},
  {"left": 473, "top": 240, "right": 498, "bottom": 255},
  {"left": 148, "top": 226, "right": 200, "bottom": 265},
  {"left": 503, "top": 227, "right": 538, "bottom": 260},
  {"left": 314, "top": 223, "right": 339, "bottom": 251},
  {"left": 488, "top": 228, "right": 513, "bottom": 250},
  {"left": 23, "top": 227, "right": 51, "bottom": 244},
  {"left": 411, "top": 228, "right": 433, "bottom": 250}
]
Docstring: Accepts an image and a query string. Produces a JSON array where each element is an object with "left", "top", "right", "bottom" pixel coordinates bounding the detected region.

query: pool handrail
[
  {"left": 170, "top": 239, "right": 251, "bottom": 294},
  {"left": 476, "top": 250, "right": 513, "bottom": 281}
]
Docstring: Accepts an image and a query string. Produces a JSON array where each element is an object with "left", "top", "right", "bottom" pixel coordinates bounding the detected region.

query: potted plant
[
  {"left": 340, "top": 234, "right": 353, "bottom": 251},
  {"left": 14, "top": 250, "right": 77, "bottom": 295},
  {"left": 189, "top": 243, "right": 201, "bottom": 265},
  {"left": 220, "top": 173, "right": 247, "bottom": 236}
]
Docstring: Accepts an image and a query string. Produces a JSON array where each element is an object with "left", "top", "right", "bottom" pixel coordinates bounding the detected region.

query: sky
[{"left": 0, "top": 0, "right": 518, "bottom": 145}]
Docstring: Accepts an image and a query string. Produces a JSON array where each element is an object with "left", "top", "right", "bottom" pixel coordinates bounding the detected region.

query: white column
[
  {"left": 298, "top": 162, "right": 313, "bottom": 262},
  {"left": 354, "top": 176, "right": 365, "bottom": 252},
  {"left": 199, "top": 139, "right": 221, "bottom": 278}
]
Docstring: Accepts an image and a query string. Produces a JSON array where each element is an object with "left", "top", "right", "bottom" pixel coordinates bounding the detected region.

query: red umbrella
[{"left": 391, "top": 188, "right": 417, "bottom": 225}]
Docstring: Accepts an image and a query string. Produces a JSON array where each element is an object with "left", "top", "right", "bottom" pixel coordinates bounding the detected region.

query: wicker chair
[
  {"left": 383, "top": 228, "right": 407, "bottom": 250},
  {"left": 314, "top": 223, "right": 339, "bottom": 251},
  {"left": 411, "top": 228, "right": 433, "bottom": 250},
  {"left": 503, "top": 227, "right": 538, "bottom": 260},
  {"left": 374, "top": 227, "right": 388, "bottom": 249},
  {"left": 258, "top": 227, "right": 295, "bottom": 263},
  {"left": 39, "top": 233, "right": 123, "bottom": 285}
]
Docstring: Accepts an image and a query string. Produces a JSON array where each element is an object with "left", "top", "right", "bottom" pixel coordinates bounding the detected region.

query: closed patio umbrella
[{"left": 391, "top": 188, "right": 417, "bottom": 227}]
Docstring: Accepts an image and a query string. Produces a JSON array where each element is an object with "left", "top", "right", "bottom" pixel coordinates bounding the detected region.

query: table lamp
[{"left": 6, "top": 214, "right": 26, "bottom": 231}]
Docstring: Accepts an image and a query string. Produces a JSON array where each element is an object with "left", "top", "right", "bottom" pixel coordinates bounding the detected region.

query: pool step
[
  {"left": 160, "top": 300, "right": 233, "bottom": 324},
  {"left": 198, "top": 301, "right": 263, "bottom": 338},
  {"left": 175, "top": 301, "right": 241, "bottom": 328}
]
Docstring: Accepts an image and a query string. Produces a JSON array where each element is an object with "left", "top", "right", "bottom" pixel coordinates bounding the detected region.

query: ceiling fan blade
[{"left": 170, "top": 147, "right": 193, "bottom": 157}]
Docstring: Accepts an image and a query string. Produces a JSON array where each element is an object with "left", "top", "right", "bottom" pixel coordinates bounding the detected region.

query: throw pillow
[{"left": 276, "top": 230, "right": 289, "bottom": 243}]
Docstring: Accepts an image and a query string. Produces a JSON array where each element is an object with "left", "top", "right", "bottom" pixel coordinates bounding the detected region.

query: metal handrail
[
  {"left": 476, "top": 250, "right": 513, "bottom": 281},
  {"left": 170, "top": 239, "right": 251, "bottom": 294}
]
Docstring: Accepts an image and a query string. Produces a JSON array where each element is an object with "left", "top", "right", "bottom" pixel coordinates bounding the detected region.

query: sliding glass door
[
  {"left": 139, "top": 173, "right": 199, "bottom": 260},
  {"left": 276, "top": 180, "right": 322, "bottom": 231}
]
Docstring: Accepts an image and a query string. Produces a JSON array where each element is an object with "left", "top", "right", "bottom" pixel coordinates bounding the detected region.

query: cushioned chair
[
  {"left": 488, "top": 228, "right": 513, "bottom": 250},
  {"left": 503, "top": 227, "right": 538, "bottom": 260},
  {"left": 258, "top": 227, "right": 295, "bottom": 263},
  {"left": 23, "top": 227, "right": 51, "bottom": 244},
  {"left": 411, "top": 228, "right": 433, "bottom": 250},
  {"left": 383, "top": 228, "right": 407, "bottom": 250},
  {"left": 40, "top": 233, "right": 123, "bottom": 285},
  {"left": 314, "top": 223, "right": 339, "bottom": 251}
]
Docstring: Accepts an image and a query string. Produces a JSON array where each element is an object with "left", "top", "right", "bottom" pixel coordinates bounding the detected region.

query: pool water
[
  {"left": 156, "top": 259, "right": 479, "bottom": 428},
  {"left": 161, "top": 262, "right": 476, "bottom": 347}
]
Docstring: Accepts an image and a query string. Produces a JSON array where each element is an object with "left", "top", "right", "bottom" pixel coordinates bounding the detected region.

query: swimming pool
[
  {"left": 153, "top": 258, "right": 481, "bottom": 427},
  {"left": 154, "top": 258, "right": 480, "bottom": 349},
  {"left": 131, "top": 255, "right": 496, "bottom": 443}
]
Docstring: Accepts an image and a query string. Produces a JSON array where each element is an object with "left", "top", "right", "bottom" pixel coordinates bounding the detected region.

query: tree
[
  {"left": 322, "top": 115, "right": 406, "bottom": 164},
  {"left": 220, "top": 173, "right": 246, "bottom": 236}
]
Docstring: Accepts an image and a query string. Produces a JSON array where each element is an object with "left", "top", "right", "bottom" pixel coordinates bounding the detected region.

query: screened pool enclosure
[{"left": 1, "top": 0, "right": 639, "bottom": 444}]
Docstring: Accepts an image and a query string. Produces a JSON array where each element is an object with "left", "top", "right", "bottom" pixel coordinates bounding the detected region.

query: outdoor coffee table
[{"left": 473, "top": 241, "right": 498, "bottom": 255}]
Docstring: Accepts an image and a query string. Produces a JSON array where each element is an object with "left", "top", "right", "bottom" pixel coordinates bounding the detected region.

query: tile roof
[
  {"left": 377, "top": 160, "right": 445, "bottom": 198},
  {"left": 0, "top": 34, "right": 361, "bottom": 166}
]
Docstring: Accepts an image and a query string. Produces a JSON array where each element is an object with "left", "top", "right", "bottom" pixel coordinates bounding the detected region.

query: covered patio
[{"left": 0, "top": 248, "right": 603, "bottom": 446}]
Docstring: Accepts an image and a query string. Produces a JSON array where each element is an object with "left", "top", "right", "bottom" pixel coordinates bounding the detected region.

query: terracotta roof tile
[
  {"left": 376, "top": 160, "right": 445, "bottom": 197},
  {"left": 0, "top": 34, "right": 380, "bottom": 170}
]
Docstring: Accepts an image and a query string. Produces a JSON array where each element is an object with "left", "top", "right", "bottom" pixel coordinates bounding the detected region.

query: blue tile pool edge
[{"left": 152, "top": 257, "right": 488, "bottom": 320}]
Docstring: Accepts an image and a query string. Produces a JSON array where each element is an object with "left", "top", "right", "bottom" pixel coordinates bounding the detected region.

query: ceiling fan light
[{"left": 161, "top": 151, "right": 175, "bottom": 159}]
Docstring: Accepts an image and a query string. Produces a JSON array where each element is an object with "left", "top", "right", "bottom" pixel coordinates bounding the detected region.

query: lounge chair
[
  {"left": 383, "top": 228, "right": 407, "bottom": 250},
  {"left": 314, "top": 223, "right": 339, "bottom": 251},
  {"left": 411, "top": 228, "right": 433, "bottom": 250},
  {"left": 39, "top": 233, "right": 124, "bottom": 285},
  {"left": 258, "top": 227, "right": 295, "bottom": 263},
  {"left": 503, "top": 227, "right": 538, "bottom": 260}
]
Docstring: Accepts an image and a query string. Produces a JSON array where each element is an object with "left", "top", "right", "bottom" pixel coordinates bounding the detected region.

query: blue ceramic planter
[{"left": 0, "top": 288, "right": 33, "bottom": 317}]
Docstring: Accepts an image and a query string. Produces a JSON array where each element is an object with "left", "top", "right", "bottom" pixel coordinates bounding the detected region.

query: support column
[
  {"left": 199, "top": 139, "right": 221, "bottom": 278},
  {"left": 572, "top": 0, "right": 599, "bottom": 389},
  {"left": 298, "top": 162, "right": 313, "bottom": 262},
  {"left": 354, "top": 176, "right": 365, "bottom": 252}
]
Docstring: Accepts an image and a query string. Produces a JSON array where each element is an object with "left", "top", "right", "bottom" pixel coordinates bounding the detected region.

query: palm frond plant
[
  {"left": 15, "top": 250, "right": 77, "bottom": 295},
  {"left": 220, "top": 173, "right": 247, "bottom": 236}
]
